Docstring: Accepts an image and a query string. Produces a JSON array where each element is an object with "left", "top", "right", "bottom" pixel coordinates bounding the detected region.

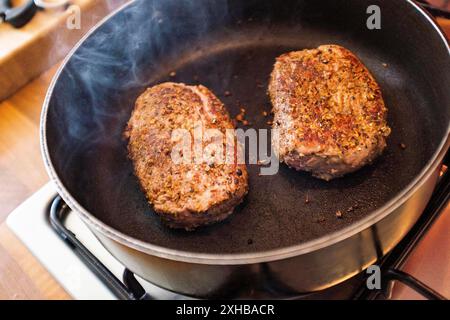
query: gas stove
[{"left": 6, "top": 157, "right": 449, "bottom": 300}]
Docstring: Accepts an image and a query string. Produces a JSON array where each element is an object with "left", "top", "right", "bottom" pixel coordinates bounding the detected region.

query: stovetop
[{"left": 6, "top": 160, "right": 449, "bottom": 300}]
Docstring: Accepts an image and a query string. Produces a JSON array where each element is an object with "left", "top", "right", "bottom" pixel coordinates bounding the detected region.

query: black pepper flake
[
  {"left": 247, "top": 239, "right": 253, "bottom": 245},
  {"left": 236, "top": 169, "right": 242, "bottom": 176}
]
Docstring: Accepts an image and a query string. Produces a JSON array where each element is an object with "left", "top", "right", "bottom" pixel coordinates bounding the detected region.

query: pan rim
[{"left": 40, "top": 0, "right": 450, "bottom": 265}]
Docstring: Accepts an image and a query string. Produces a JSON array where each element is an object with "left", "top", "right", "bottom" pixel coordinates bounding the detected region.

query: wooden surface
[
  {"left": 0, "top": 223, "right": 70, "bottom": 299},
  {"left": 0, "top": 65, "right": 58, "bottom": 221},
  {"left": 0, "top": 5, "right": 449, "bottom": 300},
  {"left": 0, "top": 0, "right": 128, "bottom": 101},
  {"left": 0, "top": 64, "right": 70, "bottom": 299}
]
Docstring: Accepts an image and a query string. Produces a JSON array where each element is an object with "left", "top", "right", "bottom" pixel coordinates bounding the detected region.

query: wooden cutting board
[{"left": 0, "top": 0, "right": 130, "bottom": 101}]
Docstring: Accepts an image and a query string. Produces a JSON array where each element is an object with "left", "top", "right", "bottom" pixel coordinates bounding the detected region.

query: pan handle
[
  {"left": 0, "top": 0, "right": 37, "bottom": 28},
  {"left": 415, "top": 0, "right": 450, "bottom": 19}
]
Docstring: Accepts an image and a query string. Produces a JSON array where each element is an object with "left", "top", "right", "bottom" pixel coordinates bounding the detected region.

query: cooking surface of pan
[{"left": 44, "top": 0, "right": 450, "bottom": 255}]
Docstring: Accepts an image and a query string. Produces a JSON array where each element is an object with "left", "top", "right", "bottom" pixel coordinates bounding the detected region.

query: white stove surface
[{"left": 6, "top": 182, "right": 184, "bottom": 300}]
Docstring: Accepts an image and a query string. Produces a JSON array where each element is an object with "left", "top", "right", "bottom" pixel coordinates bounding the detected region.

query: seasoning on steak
[
  {"left": 125, "top": 82, "right": 248, "bottom": 230},
  {"left": 269, "top": 45, "right": 391, "bottom": 180}
]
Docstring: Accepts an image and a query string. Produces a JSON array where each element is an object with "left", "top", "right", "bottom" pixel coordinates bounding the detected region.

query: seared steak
[
  {"left": 125, "top": 82, "right": 248, "bottom": 230},
  {"left": 269, "top": 45, "right": 391, "bottom": 180}
]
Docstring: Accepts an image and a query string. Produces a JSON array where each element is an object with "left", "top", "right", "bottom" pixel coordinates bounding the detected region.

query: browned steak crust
[
  {"left": 125, "top": 82, "right": 248, "bottom": 230},
  {"left": 269, "top": 45, "right": 391, "bottom": 180}
]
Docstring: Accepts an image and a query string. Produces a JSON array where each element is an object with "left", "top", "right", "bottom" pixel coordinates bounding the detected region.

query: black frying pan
[{"left": 41, "top": 0, "right": 450, "bottom": 297}]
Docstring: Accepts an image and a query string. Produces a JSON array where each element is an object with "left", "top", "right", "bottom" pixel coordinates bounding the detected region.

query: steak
[
  {"left": 269, "top": 45, "right": 391, "bottom": 180},
  {"left": 125, "top": 82, "right": 248, "bottom": 230}
]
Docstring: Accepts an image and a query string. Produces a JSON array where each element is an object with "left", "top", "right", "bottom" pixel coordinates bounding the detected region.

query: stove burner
[{"left": 48, "top": 156, "right": 450, "bottom": 300}]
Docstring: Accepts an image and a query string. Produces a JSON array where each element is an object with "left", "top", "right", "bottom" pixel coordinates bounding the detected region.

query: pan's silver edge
[{"left": 40, "top": 0, "right": 450, "bottom": 265}]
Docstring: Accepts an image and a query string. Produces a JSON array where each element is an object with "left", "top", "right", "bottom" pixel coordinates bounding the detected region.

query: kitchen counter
[
  {"left": 0, "top": 64, "right": 70, "bottom": 299},
  {"left": 0, "top": 8, "right": 448, "bottom": 300}
]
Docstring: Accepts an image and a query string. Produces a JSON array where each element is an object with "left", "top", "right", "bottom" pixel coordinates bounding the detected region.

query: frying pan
[{"left": 41, "top": 0, "right": 450, "bottom": 298}]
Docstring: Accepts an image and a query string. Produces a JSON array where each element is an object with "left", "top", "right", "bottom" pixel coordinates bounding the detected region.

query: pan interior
[{"left": 45, "top": 0, "right": 450, "bottom": 254}]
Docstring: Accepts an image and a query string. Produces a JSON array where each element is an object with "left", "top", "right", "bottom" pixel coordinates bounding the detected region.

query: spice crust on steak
[
  {"left": 125, "top": 82, "right": 248, "bottom": 230},
  {"left": 269, "top": 45, "right": 391, "bottom": 180}
]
